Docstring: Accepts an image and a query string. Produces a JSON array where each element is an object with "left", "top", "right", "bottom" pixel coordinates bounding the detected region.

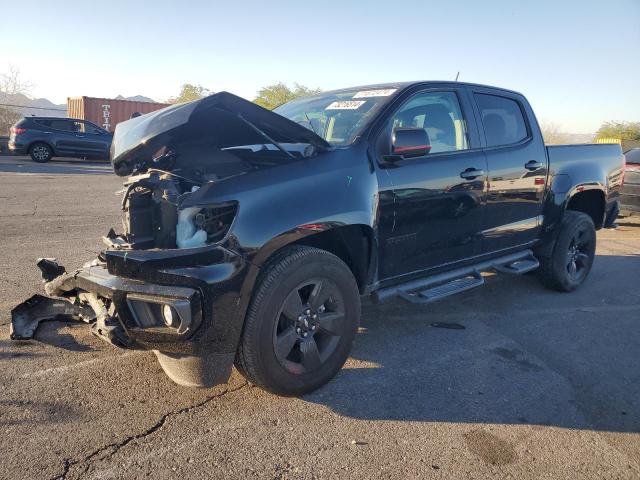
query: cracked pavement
[{"left": 0, "top": 155, "right": 639, "bottom": 479}]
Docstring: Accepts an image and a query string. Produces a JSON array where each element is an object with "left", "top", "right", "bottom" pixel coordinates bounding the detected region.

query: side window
[
  {"left": 49, "top": 119, "right": 74, "bottom": 132},
  {"left": 391, "top": 91, "right": 468, "bottom": 154},
  {"left": 475, "top": 93, "right": 528, "bottom": 147},
  {"left": 73, "top": 121, "right": 103, "bottom": 134},
  {"left": 34, "top": 119, "right": 52, "bottom": 128}
]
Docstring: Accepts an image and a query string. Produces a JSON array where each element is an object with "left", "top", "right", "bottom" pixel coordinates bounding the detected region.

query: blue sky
[{"left": 1, "top": 0, "right": 638, "bottom": 133}]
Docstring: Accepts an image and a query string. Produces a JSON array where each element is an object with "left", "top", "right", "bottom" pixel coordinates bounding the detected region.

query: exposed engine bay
[{"left": 106, "top": 141, "right": 306, "bottom": 251}]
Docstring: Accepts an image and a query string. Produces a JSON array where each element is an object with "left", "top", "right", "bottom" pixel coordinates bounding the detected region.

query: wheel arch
[
  {"left": 242, "top": 224, "right": 377, "bottom": 299},
  {"left": 289, "top": 224, "right": 377, "bottom": 294},
  {"left": 565, "top": 187, "right": 606, "bottom": 229}
]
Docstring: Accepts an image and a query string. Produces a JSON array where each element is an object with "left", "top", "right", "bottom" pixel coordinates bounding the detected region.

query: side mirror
[{"left": 392, "top": 128, "right": 431, "bottom": 158}]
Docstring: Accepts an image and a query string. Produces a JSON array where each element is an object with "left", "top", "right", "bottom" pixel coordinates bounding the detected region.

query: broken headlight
[{"left": 176, "top": 202, "right": 237, "bottom": 249}]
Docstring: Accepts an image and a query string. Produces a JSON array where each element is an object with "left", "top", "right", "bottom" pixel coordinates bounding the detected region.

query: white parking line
[{"left": 21, "top": 351, "right": 148, "bottom": 379}]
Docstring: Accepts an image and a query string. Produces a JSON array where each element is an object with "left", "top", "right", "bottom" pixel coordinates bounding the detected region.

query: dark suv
[{"left": 8, "top": 117, "right": 113, "bottom": 162}]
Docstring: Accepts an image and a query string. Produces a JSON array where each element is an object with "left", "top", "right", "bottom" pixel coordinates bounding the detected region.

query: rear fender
[{"left": 541, "top": 143, "right": 623, "bottom": 238}]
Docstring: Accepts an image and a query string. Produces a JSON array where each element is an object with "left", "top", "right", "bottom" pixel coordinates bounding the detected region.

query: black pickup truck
[{"left": 11, "top": 82, "right": 624, "bottom": 396}]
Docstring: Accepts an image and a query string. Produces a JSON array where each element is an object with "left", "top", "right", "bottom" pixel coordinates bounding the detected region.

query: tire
[
  {"left": 536, "top": 211, "right": 596, "bottom": 292},
  {"left": 29, "top": 143, "right": 53, "bottom": 163},
  {"left": 235, "top": 246, "right": 360, "bottom": 396}
]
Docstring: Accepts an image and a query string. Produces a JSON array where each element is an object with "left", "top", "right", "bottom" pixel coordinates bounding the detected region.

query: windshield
[{"left": 274, "top": 87, "right": 399, "bottom": 146}]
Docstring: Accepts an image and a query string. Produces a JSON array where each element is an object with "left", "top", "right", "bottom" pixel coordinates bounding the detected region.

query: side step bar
[
  {"left": 397, "top": 272, "right": 484, "bottom": 304},
  {"left": 373, "top": 250, "right": 539, "bottom": 305}
]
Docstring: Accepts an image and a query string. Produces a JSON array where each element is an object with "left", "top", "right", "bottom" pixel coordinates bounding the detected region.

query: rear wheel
[
  {"left": 235, "top": 246, "right": 360, "bottom": 396},
  {"left": 29, "top": 143, "right": 52, "bottom": 163},
  {"left": 536, "top": 211, "right": 596, "bottom": 292}
]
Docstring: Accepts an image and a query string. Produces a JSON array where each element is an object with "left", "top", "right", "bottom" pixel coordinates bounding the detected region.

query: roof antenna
[{"left": 455, "top": 71, "right": 460, "bottom": 82}]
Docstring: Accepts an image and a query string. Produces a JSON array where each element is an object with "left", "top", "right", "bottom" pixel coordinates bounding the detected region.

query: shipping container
[{"left": 67, "top": 96, "right": 171, "bottom": 132}]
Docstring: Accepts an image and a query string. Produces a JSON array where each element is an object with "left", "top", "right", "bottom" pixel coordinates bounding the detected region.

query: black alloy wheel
[
  {"left": 273, "top": 278, "right": 346, "bottom": 375},
  {"left": 536, "top": 210, "right": 596, "bottom": 292},
  {"left": 235, "top": 246, "right": 360, "bottom": 396}
]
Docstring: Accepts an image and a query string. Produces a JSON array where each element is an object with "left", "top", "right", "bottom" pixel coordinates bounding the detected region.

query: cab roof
[{"left": 322, "top": 81, "right": 524, "bottom": 98}]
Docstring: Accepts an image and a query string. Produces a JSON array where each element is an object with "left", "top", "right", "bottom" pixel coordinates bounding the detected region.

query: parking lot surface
[{"left": 0, "top": 155, "right": 639, "bottom": 479}]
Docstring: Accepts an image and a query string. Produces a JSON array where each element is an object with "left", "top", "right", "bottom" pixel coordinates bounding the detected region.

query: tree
[
  {"left": 539, "top": 120, "right": 569, "bottom": 144},
  {"left": 167, "top": 84, "right": 211, "bottom": 104},
  {"left": 253, "top": 82, "right": 321, "bottom": 110},
  {"left": 595, "top": 121, "right": 640, "bottom": 141},
  {"left": 0, "top": 65, "right": 32, "bottom": 135}
]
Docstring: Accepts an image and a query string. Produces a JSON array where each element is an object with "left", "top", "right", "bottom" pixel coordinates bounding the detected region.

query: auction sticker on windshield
[
  {"left": 353, "top": 89, "right": 397, "bottom": 98},
  {"left": 326, "top": 101, "right": 366, "bottom": 110}
]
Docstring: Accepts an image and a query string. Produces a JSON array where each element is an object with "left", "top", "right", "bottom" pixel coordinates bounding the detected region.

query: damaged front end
[
  {"left": 11, "top": 256, "right": 203, "bottom": 350},
  {"left": 10, "top": 167, "right": 239, "bottom": 386},
  {"left": 10, "top": 91, "right": 330, "bottom": 387}
]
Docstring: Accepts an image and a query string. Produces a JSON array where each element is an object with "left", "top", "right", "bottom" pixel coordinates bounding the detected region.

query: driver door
[{"left": 376, "top": 89, "right": 488, "bottom": 280}]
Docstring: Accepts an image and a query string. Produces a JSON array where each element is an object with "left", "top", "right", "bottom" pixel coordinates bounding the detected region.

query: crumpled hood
[{"left": 110, "top": 91, "right": 330, "bottom": 176}]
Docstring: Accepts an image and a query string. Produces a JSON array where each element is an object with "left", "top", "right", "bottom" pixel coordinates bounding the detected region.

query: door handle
[
  {"left": 525, "top": 160, "right": 543, "bottom": 171},
  {"left": 460, "top": 168, "right": 485, "bottom": 180}
]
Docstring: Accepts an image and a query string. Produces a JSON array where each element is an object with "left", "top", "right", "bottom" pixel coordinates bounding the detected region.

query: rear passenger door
[{"left": 471, "top": 89, "right": 547, "bottom": 253}]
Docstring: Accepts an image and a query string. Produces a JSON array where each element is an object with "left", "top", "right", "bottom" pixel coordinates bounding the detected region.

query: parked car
[
  {"left": 620, "top": 148, "right": 640, "bottom": 216},
  {"left": 8, "top": 117, "right": 112, "bottom": 162},
  {"left": 0, "top": 135, "right": 8, "bottom": 153},
  {"left": 11, "top": 82, "right": 624, "bottom": 396}
]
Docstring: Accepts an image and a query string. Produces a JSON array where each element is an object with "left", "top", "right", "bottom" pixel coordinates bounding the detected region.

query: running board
[
  {"left": 373, "top": 250, "right": 538, "bottom": 305},
  {"left": 493, "top": 257, "right": 539, "bottom": 274},
  {"left": 397, "top": 272, "right": 484, "bottom": 304}
]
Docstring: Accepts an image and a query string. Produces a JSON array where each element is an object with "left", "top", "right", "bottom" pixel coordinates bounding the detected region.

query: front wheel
[
  {"left": 536, "top": 211, "right": 596, "bottom": 292},
  {"left": 235, "top": 246, "right": 360, "bottom": 396},
  {"left": 29, "top": 143, "right": 53, "bottom": 163}
]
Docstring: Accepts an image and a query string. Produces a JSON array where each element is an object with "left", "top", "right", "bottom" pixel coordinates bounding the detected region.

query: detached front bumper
[
  {"left": 11, "top": 260, "right": 203, "bottom": 352},
  {"left": 11, "top": 245, "right": 251, "bottom": 387}
]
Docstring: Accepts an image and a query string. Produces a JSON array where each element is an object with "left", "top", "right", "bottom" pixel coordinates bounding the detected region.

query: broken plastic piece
[
  {"left": 10, "top": 294, "right": 95, "bottom": 340},
  {"left": 81, "top": 292, "right": 132, "bottom": 348},
  {"left": 36, "top": 258, "right": 65, "bottom": 282}
]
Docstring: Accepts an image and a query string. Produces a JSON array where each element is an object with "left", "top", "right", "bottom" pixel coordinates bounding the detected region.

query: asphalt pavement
[{"left": 0, "top": 155, "right": 638, "bottom": 479}]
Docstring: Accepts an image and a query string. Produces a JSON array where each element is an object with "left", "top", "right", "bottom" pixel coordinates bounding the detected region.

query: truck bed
[{"left": 546, "top": 143, "right": 624, "bottom": 170}]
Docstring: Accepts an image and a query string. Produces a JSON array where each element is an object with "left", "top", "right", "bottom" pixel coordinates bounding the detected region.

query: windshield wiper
[
  {"left": 304, "top": 113, "right": 318, "bottom": 135},
  {"left": 236, "top": 113, "right": 295, "bottom": 159}
]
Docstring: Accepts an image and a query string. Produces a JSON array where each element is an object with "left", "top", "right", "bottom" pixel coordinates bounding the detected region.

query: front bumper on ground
[
  {"left": 11, "top": 245, "right": 250, "bottom": 387},
  {"left": 11, "top": 259, "right": 203, "bottom": 352}
]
